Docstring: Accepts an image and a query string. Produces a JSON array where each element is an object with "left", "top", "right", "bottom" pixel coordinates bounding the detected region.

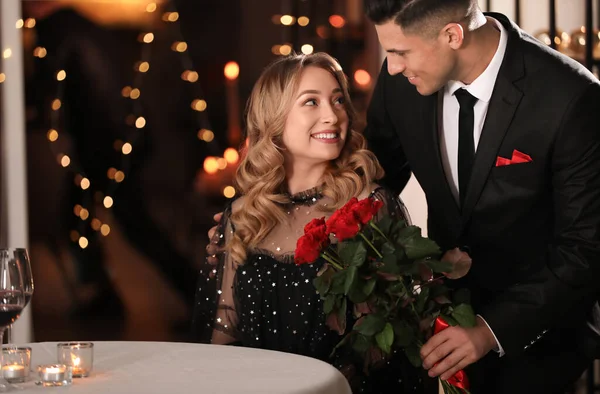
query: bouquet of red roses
[{"left": 295, "top": 196, "right": 474, "bottom": 394}]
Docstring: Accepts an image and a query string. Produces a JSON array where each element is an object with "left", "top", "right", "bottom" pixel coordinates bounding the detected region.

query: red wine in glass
[{"left": 0, "top": 305, "right": 22, "bottom": 328}]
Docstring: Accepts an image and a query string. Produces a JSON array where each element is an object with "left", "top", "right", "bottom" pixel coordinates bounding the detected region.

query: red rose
[
  {"left": 304, "top": 217, "right": 327, "bottom": 234},
  {"left": 326, "top": 198, "right": 361, "bottom": 241},
  {"left": 326, "top": 197, "right": 384, "bottom": 241},
  {"left": 327, "top": 214, "right": 361, "bottom": 241},
  {"left": 350, "top": 198, "right": 384, "bottom": 224},
  {"left": 294, "top": 217, "right": 330, "bottom": 265}
]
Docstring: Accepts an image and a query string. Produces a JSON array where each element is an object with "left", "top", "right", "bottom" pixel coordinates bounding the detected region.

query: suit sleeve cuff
[{"left": 477, "top": 314, "right": 505, "bottom": 357}]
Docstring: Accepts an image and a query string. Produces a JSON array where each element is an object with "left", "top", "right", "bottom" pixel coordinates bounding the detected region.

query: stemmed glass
[
  {"left": 1, "top": 249, "right": 33, "bottom": 345},
  {"left": 0, "top": 250, "right": 26, "bottom": 391}
]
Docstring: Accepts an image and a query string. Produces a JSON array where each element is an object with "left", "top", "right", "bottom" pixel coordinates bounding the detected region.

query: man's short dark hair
[{"left": 364, "top": 0, "right": 477, "bottom": 36}]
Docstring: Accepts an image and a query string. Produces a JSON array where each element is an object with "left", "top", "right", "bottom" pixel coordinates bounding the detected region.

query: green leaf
[
  {"left": 394, "top": 246, "right": 407, "bottom": 262},
  {"left": 374, "top": 216, "right": 393, "bottom": 235},
  {"left": 423, "top": 299, "right": 441, "bottom": 316},
  {"left": 381, "top": 256, "right": 399, "bottom": 274},
  {"left": 392, "top": 320, "right": 414, "bottom": 347},
  {"left": 313, "top": 276, "right": 328, "bottom": 296},
  {"left": 375, "top": 323, "right": 394, "bottom": 354},
  {"left": 313, "top": 267, "right": 334, "bottom": 296},
  {"left": 395, "top": 226, "right": 421, "bottom": 245},
  {"left": 381, "top": 241, "right": 395, "bottom": 255},
  {"left": 363, "top": 277, "right": 377, "bottom": 296},
  {"left": 440, "top": 313, "right": 459, "bottom": 327},
  {"left": 348, "top": 281, "right": 369, "bottom": 304},
  {"left": 414, "top": 286, "right": 430, "bottom": 314},
  {"left": 343, "top": 266, "right": 358, "bottom": 295},
  {"left": 390, "top": 219, "right": 408, "bottom": 236},
  {"left": 348, "top": 276, "right": 376, "bottom": 304},
  {"left": 404, "top": 343, "right": 422, "bottom": 368},
  {"left": 403, "top": 237, "right": 441, "bottom": 261},
  {"left": 395, "top": 225, "right": 440, "bottom": 260},
  {"left": 381, "top": 244, "right": 400, "bottom": 274},
  {"left": 338, "top": 297, "right": 348, "bottom": 330},
  {"left": 355, "top": 314, "right": 386, "bottom": 337},
  {"left": 323, "top": 295, "right": 337, "bottom": 314},
  {"left": 339, "top": 240, "right": 367, "bottom": 268},
  {"left": 398, "top": 261, "right": 420, "bottom": 276},
  {"left": 330, "top": 270, "right": 347, "bottom": 294},
  {"left": 352, "top": 333, "right": 371, "bottom": 354},
  {"left": 451, "top": 303, "right": 477, "bottom": 328},
  {"left": 385, "top": 281, "right": 406, "bottom": 297},
  {"left": 330, "top": 333, "right": 352, "bottom": 358},
  {"left": 424, "top": 259, "right": 453, "bottom": 273}
]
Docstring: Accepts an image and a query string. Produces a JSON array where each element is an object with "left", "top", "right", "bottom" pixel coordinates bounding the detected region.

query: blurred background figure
[{"left": 22, "top": 0, "right": 227, "bottom": 341}]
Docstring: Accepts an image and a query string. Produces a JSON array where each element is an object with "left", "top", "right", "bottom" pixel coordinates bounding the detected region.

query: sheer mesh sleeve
[
  {"left": 369, "top": 186, "right": 412, "bottom": 226},
  {"left": 192, "top": 205, "right": 240, "bottom": 345}
]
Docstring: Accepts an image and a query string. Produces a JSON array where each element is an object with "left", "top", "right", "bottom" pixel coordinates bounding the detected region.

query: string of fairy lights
[
  {"left": 22, "top": 0, "right": 240, "bottom": 250},
  {"left": 270, "top": 3, "right": 373, "bottom": 91},
  {"left": 0, "top": 0, "right": 395, "bottom": 252}
]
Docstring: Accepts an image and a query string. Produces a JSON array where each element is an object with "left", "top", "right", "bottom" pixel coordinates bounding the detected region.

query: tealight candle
[
  {"left": 57, "top": 342, "right": 93, "bottom": 378},
  {"left": 2, "top": 346, "right": 31, "bottom": 383},
  {"left": 37, "top": 364, "right": 72, "bottom": 386},
  {"left": 2, "top": 364, "right": 25, "bottom": 381}
]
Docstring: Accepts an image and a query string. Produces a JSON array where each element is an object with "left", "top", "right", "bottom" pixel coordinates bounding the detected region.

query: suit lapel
[
  {"left": 460, "top": 15, "right": 526, "bottom": 224},
  {"left": 419, "top": 92, "right": 461, "bottom": 224}
]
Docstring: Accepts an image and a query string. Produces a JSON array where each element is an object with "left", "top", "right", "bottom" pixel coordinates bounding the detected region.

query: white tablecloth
[{"left": 9, "top": 341, "right": 351, "bottom": 394}]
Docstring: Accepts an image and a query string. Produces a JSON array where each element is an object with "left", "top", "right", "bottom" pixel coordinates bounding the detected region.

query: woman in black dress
[{"left": 192, "top": 53, "right": 426, "bottom": 394}]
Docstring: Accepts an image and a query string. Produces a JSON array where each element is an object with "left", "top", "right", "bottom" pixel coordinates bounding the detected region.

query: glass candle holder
[
  {"left": 57, "top": 342, "right": 93, "bottom": 378},
  {"left": 36, "top": 364, "right": 72, "bottom": 386},
  {"left": 2, "top": 346, "right": 31, "bottom": 383}
]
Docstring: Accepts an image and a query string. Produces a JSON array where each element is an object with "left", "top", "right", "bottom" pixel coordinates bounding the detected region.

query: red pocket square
[
  {"left": 511, "top": 149, "right": 532, "bottom": 163},
  {"left": 495, "top": 157, "right": 511, "bottom": 167},
  {"left": 496, "top": 150, "right": 533, "bottom": 167}
]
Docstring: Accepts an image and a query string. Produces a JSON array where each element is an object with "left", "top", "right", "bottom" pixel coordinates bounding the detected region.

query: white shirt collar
[{"left": 446, "top": 17, "right": 508, "bottom": 103}]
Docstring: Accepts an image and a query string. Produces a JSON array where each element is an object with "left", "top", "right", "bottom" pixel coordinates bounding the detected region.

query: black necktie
[{"left": 454, "top": 88, "right": 478, "bottom": 207}]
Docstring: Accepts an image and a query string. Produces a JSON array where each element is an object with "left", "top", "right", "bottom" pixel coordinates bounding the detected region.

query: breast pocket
[{"left": 488, "top": 161, "right": 543, "bottom": 190}]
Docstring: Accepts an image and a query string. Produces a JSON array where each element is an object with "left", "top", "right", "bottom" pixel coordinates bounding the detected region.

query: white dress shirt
[
  {"left": 440, "top": 17, "right": 508, "bottom": 202},
  {"left": 439, "top": 18, "right": 508, "bottom": 356}
]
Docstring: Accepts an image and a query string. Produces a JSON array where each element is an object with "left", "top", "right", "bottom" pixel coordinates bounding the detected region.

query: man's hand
[
  {"left": 420, "top": 316, "right": 497, "bottom": 380},
  {"left": 208, "top": 212, "right": 223, "bottom": 239},
  {"left": 206, "top": 212, "right": 224, "bottom": 268}
]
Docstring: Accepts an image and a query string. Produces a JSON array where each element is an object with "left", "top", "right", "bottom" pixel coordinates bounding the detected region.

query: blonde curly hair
[{"left": 229, "top": 52, "right": 384, "bottom": 264}]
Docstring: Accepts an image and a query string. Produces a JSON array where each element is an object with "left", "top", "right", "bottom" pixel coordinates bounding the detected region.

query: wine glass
[
  {"left": 0, "top": 250, "right": 25, "bottom": 391},
  {"left": 2, "top": 249, "right": 33, "bottom": 345}
]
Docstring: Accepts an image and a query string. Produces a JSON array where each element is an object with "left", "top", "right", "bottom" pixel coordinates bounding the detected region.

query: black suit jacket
[{"left": 365, "top": 13, "right": 600, "bottom": 358}]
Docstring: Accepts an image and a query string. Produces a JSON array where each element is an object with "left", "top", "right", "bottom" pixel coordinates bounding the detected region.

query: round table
[{"left": 10, "top": 341, "right": 352, "bottom": 394}]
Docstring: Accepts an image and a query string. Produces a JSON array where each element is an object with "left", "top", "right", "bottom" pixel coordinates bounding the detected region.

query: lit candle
[
  {"left": 57, "top": 342, "right": 93, "bottom": 378},
  {"left": 2, "top": 346, "right": 31, "bottom": 383},
  {"left": 42, "top": 366, "right": 63, "bottom": 381},
  {"left": 37, "top": 364, "right": 71, "bottom": 386},
  {"left": 2, "top": 364, "right": 25, "bottom": 381},
  {"left": 71, "top": 354, "right": 87, "bottom": 376}
]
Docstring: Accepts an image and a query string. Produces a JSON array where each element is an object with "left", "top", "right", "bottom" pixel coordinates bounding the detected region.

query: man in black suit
[{"left": 363, "top": 0, "right": 600, "bottom": 392}]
